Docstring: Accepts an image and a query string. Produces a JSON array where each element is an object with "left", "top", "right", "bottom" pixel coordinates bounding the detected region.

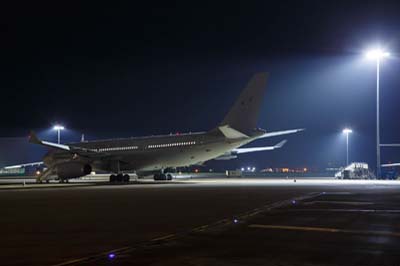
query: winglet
[
  {"left": 29, "top": 131, "right": 42, "bottom": 144},
  {"left": 274, "top": 139, "right": 287, "bottom": 149}
]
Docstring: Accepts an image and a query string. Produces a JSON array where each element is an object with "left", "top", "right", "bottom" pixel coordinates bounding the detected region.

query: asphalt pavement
[{"left": 1, "top": 178, "right": 400, "bottom": 266}]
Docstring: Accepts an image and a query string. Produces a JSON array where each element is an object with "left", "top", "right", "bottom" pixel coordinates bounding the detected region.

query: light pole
[
  {"left": 342, "top": 128, "right": 352, "bottom": 166},
  {"left": 53, "top": 125, "right": 65, "bottom": 144},
  {"left": 365, "top": 49, "right": 390, "bottom": 178}
]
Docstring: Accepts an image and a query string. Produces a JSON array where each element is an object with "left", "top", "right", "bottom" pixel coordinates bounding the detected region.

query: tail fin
[{"left": 220, "top": 73, "right": 268, "bottom": 134}]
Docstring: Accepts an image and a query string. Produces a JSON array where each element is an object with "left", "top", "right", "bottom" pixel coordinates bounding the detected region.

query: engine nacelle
[{"left": 56, "top": 162, "right": 92, "bottom": 179}]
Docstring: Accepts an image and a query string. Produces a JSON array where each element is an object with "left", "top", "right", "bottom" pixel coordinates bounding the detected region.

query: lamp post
[
  {"left": 342, "top": 128, "right": 352, "bottom": 166},
  {"left": 53, "top": 125, "right": 65, "bottom": 144},
  {"left": 365, "top": 49, "right": 390, "bottom": 178}
]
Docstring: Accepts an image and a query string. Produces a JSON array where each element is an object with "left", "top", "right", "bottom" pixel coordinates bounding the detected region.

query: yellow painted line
[
  {"left": 52, "top": 258, "right": 88, "bottom": 266},
  {"left": 193, "top": 225, "right": 209, "bottom": 232},
  {"left": 151, "top": 234, "right": 175, "bottom": 241},
  {"left": 52, "top": 193, "right": 320, "bottom": 266},
  {"left": 249, "top": 224, "right": 400, "bottom": 237},
  {"left": 51, "top": 246, "right": 132, "bottom": 266}
]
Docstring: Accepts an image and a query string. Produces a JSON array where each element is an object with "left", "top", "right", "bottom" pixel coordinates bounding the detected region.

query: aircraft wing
[
  {"left": 3, "top": 161, "right": 44, "bottom": 170},
  {"left": 256, "top": 128, "right": 304, "bottom": 139},
  {"left": 29, "top": 131, "right": 104, "bottom": 157},
  {"left": 233, "top": 140, "right": 287, "bottom": 154},
  {"left": 381, "top": 163, "right": 400, "bottom": 167}
]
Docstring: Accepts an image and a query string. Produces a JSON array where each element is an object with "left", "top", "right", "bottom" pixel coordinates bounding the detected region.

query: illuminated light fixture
[
  {"left": 365, "top": 49, "right": 390, "bottom": 60},
  {"left": 108, "top": 253, "right": 116, "bottom": 259},
  {"left": 53, "top": 125, "right": 65, "bottom": 131},
  {"left": 342, "top": 128, "right": 352, "bottom": 134},
  {"left": 53, "top": 124, "right": 65, "bottom": 144},
  {"left": 364, "top": 47, "right": 391, "bottom": 178}
]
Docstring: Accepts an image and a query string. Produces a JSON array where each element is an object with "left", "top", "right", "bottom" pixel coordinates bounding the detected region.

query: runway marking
[
  {"left": 151, "top": 234, "right": 176, "bottom": 241},
  {"left": 51, "top": 246, "right": 132, "bottom": 266},
  {"left": 303, "top": 200, "right": 374, "bottom": 206},
  {"left": 248, "top": 224, "right": 400, "bottom": 237},
  {"left": 50, "top": 192, "right": 321, "bottom": 266},
  {"left": 280, "top": 208, "right": 400, "bottom": 213}
]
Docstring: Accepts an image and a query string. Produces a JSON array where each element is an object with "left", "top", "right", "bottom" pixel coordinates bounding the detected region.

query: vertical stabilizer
[{"left": 220, "top": 73, "right": 268, "bottom": 133}]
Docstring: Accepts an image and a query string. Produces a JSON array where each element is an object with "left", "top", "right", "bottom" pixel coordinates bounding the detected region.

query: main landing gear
[
  {"left": 153, "top": 173, "right": 173, "bottom": 181},
  {"left": 109, "top": 174, "right": 130, "bottom": 183}
]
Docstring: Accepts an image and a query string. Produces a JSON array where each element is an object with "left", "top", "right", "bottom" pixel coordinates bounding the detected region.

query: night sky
[{"left": 1, "top": 1, "right": 400, "bottom": 170}]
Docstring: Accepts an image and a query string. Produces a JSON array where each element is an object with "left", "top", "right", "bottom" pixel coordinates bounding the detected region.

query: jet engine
[{"left": 56, "top": 162, "right": 92, "bottom": 179}]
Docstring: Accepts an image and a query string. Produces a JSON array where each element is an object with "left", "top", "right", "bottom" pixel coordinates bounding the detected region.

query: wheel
[
  {"left": 153, "top": 173, "right": 161, "bottom": 180},
  {"left": 154, "top": 173, "right": 169, "bottom": 181},
  {"left": 123, "top": 174, "right": 130, "bottom": 183},
  {"left": 46, "top": 180, "right": 50, "bottom": 183},
  {"left": 117, "top": 174, "right": 123, "bottom": 182},
  {"left": 110, "top": 174, "right": 116, "bottom": 182}
]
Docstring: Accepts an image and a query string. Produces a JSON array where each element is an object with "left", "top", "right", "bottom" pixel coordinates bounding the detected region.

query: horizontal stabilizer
[
  {"left": 233, "top": 139, "right": 287, "bottom": 154},
  {"left": 382, "top": 163, "right": 400, "bottom": 167},
  {"left": 219, "top": 125, "right": 249, "bottom": 139},
  {"left": 257, "top": 128, "right": 305, "bottom": 139}
]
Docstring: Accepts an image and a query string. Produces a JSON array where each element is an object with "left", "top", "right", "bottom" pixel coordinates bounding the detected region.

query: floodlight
[
  {"left": 53, "top": 125, "right": 65, "bottom": 131},
  {"left": 342, "top": 128, "right": 352, "bottom": 134},
  {"left": 365, "top": 49, "right": 390, "bottom": 60}
]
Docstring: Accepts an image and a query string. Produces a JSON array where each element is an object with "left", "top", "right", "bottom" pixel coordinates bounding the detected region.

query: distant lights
[
  {"left": 108, "top": 253, "right": 116, "bottom": 259},
  {"left": 233, "top": 218, "right": 239, "bottom": 224},
  {"left": 365, "top": 49, "right": 390, "bottom": 60}
]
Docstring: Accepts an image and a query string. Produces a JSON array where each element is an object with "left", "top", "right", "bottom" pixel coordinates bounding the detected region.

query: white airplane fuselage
[{"left": 44, "top": 130, "right": 259, "bottom": 173}]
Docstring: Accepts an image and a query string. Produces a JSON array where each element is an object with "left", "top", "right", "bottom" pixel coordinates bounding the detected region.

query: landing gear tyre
[
  {"left": 110, "top": 174, "right": 116, "bottom": 183},
  {"left": 153, "top": 173, "right": 160, "bottom": 181},
  {"left": 154, "top": 173, "right": 172, "bottom": 181},
  {"left": 123, "top": 174, "right": 130, "bottom": 183}
]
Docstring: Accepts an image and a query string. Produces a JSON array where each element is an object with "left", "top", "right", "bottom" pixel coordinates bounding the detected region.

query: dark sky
[{"left": 1, "top": 1, "right": 400, "bottom": 170}]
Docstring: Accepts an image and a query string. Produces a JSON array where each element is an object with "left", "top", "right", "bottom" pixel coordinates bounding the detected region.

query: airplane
[{"left": 21, "top": 72, "right": 303, "bottom": 183}]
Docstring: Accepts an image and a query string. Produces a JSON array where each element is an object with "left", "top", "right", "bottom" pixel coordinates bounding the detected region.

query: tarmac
[{"left": 1, "top": 178, "right": 400, "bottom": 266}]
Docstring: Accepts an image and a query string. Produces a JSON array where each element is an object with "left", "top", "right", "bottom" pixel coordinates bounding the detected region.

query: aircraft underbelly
[{"left": 135, "top": 141, "right": 239, "bottom": 171}]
